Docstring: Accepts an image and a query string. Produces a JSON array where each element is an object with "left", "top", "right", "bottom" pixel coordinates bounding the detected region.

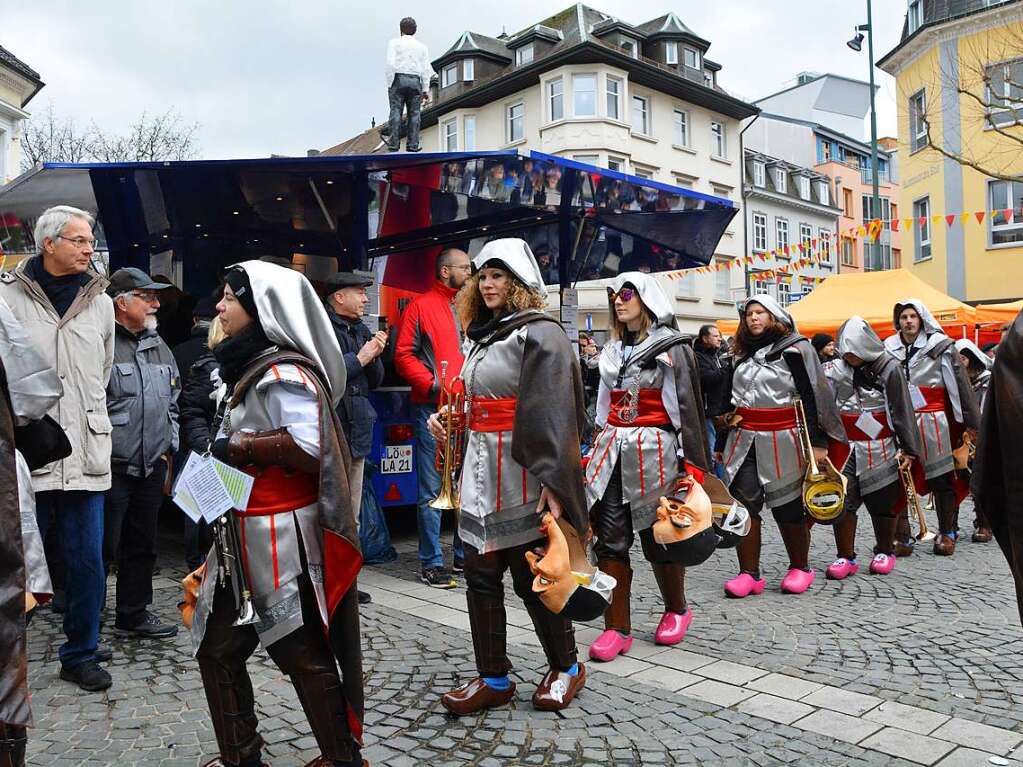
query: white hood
[
  {"left": 232, "top": 260, "right": 346, "bottom": 405},
  {"left": 472, "top": 238, "right": 546, "bottom": 294},
  {"left": 836, "top": 315, "right": 886, "bottom": 363},
  {"left": 892, "top": 298, "right": 943, "bottom": 336},
  {"left": 610, "top": 271, "right": 676, "bottom": 328},
  {"left": 954, "top": 338, "right": 993, "bottom": 370},
  {"left": 738, "top": 294, "right": 795, "bottom": 332}
]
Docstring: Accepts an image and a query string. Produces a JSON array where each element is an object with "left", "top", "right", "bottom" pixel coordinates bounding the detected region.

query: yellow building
[{"left": 878, "top": 0, "right": 1023, "bottom": 302}]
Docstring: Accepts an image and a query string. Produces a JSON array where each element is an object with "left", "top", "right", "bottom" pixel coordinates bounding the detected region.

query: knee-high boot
[
  {"left": 778, "top": 522, "right": 811, "bottom": 570},
  {"left": 290, "top": 672, "right": 360, "bottom": 764},
  {"left": 466, "top": 588, "right": 510, "bottom": 677},
  {"left": 598, "top": 559, "right": 632, "bottom": 635},
  {"left": 0, "top": 724, "right": 26, "bottom": 767},
  {"left": 652, "top": 563, "right": 686, "bottom": 614},
  {"left": 736, "top": 517, "right": 762, "bottom": 575},
  {"left": 832, "top": 512, "right": 858, "bottom": 561},
  {"left": 197, "top": 657, "right": 264, "bottom": 766},
  {"left": 870, "top": 514, "right": 897, "bottom": 556},
  {"left": 934, "top": 488, "right": 959, "bottom": 535},
  {"left": 524, "top": 601, "right": 578, "bottom": 672}
]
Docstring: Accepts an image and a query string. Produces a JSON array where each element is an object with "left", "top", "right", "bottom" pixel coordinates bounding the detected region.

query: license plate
[{"left": 380, "top": 445, "right": 413, "bottom": 474}]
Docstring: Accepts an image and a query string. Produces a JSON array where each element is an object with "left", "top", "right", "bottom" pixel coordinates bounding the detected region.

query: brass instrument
[
  {"left": 793, "top": 397, "right": 847, "bottom": 524},
  {"left": 898, "top": 460, "right": 935, "bottom": 542},
  {"left": 212, "top": 512, "right": 258, "bottom": 626},
  {"left": 431, "top": 361, "right": 467, "bottom": 510}
]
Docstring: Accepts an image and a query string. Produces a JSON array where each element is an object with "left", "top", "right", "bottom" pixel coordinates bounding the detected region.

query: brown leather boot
[
  {"left": 441, "top": 677, "right": 516, "bottom": 715},
  {"left": 598, "top": 559, "right": 632, "bottom": 635},
  {"left": 651, "top": 562, "right": 686, "bottom": 614},
  {"left": 0, "top": 723, "right": 26, "bottom": 767},
  {"left": 933, "top": 534, "right": 956, "bottom": 556}
]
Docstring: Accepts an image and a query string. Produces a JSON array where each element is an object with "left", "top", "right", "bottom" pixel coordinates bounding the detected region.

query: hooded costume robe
[
  {"left": 828, "top": 317, "right": 922, "bottom": 499},
  {"left": 882, "top": 299, "right": 979, "bottom": 489},
  {"left": 954, "top": 338, "right": 993, "bottom": 413},
  {"left": 718, "top": 295, "right": 845, "bottom": 510},
  {"left": 973, "top": 309, "right": 1023, "bottom": 625},
  {"left": 585, "top": 272, "right": 710, "bottom": 531}
]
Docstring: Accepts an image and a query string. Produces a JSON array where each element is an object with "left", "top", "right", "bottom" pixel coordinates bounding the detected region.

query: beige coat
[{"left": 0, "top": 259, "right": 115, "bottom": 492}]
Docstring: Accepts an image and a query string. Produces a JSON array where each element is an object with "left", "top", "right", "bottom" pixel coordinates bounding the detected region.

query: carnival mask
[
  {"left": 525, "top": 514, "right": 615, "bottom": 621},
  {"left": 650, "top": 477, "right": 721, "bottom": 567}
]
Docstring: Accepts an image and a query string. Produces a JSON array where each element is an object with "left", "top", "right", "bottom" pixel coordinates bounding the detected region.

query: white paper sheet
[
  {"left": 909, "top": 384, "right": 927, "bottom": 410},
  {"left": 185, "top": 459, "right": 235, "bottom": 523},
  {"left": 854, "top": 411, "right": 884, "bottom": 440}
]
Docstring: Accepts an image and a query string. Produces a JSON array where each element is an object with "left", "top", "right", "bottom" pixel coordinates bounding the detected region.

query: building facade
[
  {"left": 742, "top": 148, "right": 841, "bottom": 306},
  {"left": 0, "top": 44, "right": 43, "bottom": 185},
  {"left": 878, "top": 0, "right": 1023, "bottom": 302},
  {"left": 340, "top": 5, "right": 759, "bottom": 332}
]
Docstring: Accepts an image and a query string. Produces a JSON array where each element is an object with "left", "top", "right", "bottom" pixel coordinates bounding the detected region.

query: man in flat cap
[
  {"left": 326, "top": 272, "right": 388, "bottom": 562},
  {"left": 104, "top": 268, "right": 180, "bottom": 640}
]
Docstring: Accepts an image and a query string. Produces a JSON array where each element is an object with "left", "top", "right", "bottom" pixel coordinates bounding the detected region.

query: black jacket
[
  {"left": 693, "top": 340, "right": 727, "bottom": 417},
  {"left": 329, "top": 309, "right": 384, "bottom": 458},
  {"left": 179, "top": 348, "right": 219, "bottom": 455},
  {"left": 172, "top": 323, "right": 210, "bottom": 387}
]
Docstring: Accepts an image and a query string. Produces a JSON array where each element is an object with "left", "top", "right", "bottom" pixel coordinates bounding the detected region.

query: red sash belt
[
  {"left": 236, "top": 465, "right": 319, "bottom": 516},
  {"left": 735, "top": 406, "right": 797, "bottom": 431},
  {"left": 607, "top": 388, "right": 671, "bottom": 427},
  {"left": 916, "top": 385, "right": 948, "bottom": 413},
  {"left": 840, "top": 410, "right": 893, "bottom": 442},
  {"left": 469, "top": 396, "right": 517, "bottom": 432}
]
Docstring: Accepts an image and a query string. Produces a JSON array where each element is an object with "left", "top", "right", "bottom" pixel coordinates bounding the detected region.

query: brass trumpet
[
  {"left": 213, "top": 513, "right": 258, "bottom": 626},
  {"left": 793, "top": 397, "right": 847, "bottom": 524},
  {"left": 431, "top": 361, "right": 467, "bottom": 510},
  {"left": 898, "top": 459, "right": 934, "bottom": 542}
]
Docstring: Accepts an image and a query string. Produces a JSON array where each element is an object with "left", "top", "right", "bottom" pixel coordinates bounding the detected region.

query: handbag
[{"left": 14, "top": 414, "right": 73, "bottom": 472}]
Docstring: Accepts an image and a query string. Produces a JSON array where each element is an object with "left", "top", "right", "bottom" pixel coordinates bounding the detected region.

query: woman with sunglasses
[
  {"left": 713, "top": 296, "right": 845, "bottom": 597},
  {"left": 585, "top": 273, "right": 711, "bottom": 662},
  {"left": 430, "top": 238, "right": 591, "bottom": 716}
]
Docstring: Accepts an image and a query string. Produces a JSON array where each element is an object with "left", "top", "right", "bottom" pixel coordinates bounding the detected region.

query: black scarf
[
  {"left": 466, "top": 309, "right": 511, "bottom": 342},
  {"left": 27, "top": 256, "right": 88, "bottom": 318},
  {"left": 739, "top": 328, "right": 780, "bottom": 360},
  {"left": 212, "top": 323, "right": 274, "bottom": 387}
]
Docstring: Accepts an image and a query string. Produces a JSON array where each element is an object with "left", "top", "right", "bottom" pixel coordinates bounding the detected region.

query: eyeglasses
[
  {"left": 607, "top": 287, "right": 636, "bottom": 303},
  {"left": 446, "top": 264, "right": 472, "bottom": 272},
  {"left": 56, "top": 235, "right": 97, "bottom": 249},
  {"left": 131, "top": 291, "right": 161, "bottom": 304}
]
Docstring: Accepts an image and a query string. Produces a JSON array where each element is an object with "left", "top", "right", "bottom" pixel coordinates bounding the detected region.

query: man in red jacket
[{"left": 395, "top": 248, "right": 470, "bottom": 587}]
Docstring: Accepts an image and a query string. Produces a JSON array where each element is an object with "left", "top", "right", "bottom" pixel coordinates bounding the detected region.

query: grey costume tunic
[
  {"left": 883, "top": 300, "right": 979, "bottom": 481},
  {"left": 191, "top": 363, "right": 328, "bottom": 651},
  {"left": 585, "top": 325, "right": 684, "bottom": 530}
]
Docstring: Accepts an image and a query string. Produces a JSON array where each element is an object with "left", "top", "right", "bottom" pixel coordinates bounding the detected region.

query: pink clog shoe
[
  {"left": 780, "top": 568, "right": 816, "bottom": 594},
  {"left": 869, "top": 553, "right": 896, "bottom": 575},
  {"left": 588, "top": 629, "right": 633, "bottom": 662},
  {"left": 654, "top": 609, "right": 693, "bottom": 646},
  {"left": 825, "top": 558, "right": 859, "bottom": 580},
  {"left": 724, "top": 572, "right": 766, "bottom": 598}
]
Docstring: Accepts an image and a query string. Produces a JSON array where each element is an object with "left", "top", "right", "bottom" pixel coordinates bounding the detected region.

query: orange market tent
[
  {"left": 716, "top": 269, "right": 982, "bottom": 340},
  {"left": 974, "top": 299, "right": 1023, "bottom": 325}
]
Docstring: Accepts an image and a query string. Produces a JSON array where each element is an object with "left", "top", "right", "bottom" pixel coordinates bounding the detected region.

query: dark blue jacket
[{"left": 329, "top": 309, "right": 384, "bottom": 458}]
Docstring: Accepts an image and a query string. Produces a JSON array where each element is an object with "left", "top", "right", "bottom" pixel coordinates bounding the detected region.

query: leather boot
[
  {"left": 832, "top": 512, "right": 858, "bottom": 561},
  {"left": 973, "top": 504, "right": 993, "bottom": 542},
  {"left": 651, "top": 563, "right": 686, "bottom": 614},
  {"left": 0, "top": 723, "right": 26, "bottom": 767},
  {"left": 465, "top": 588, "right": 509, "bottom": 676},
  {"left": 291, "top": 672, "right": 359, "bottom": 764},
  {"left": 933, "top": 534, "right": 957, "bottom": 555},
  {"left": 197, "top": 658, "right": 264, "bottom": 766},
  {"left": 778, "top": 522, "right": 811, "bottom": 571},
  {"left": 736, "top": 517, "right": 762, "bottom": 575},
  {"left": 893, "top": 508, "right": 914, "bottom": 556},
  {"left": 870, "top": 515, "right": 898, "bottom": 557},
  {"left": 524, "top": 600, "right": 577, "bottom": 673},
  {"left": 598, "top": 559, "right": 632, "bottom": 635},
  {"left": 933, "top": 488, "right": 959, "bottom": 538}
]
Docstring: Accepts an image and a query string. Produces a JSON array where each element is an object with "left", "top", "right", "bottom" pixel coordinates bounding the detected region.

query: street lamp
[{"left": 848, "top": 0, "right": 882, "bottom": 272}]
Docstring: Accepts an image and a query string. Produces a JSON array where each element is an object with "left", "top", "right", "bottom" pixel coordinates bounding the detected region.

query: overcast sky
[{"left": 2, "top": 0, "right": 904, "bottom": 160}]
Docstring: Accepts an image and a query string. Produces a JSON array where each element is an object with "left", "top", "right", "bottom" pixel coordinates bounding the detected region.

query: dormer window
[
  {"left": 798, "top": 176, "right": 811, "bottom": 200},
  {"left": 816, "top": 180, "right": 830, "bottom": 204},
  {"left": 753, "top": 161, "right": 766, "bottom": 188},
  {"left": 441, "top": 64, "right": 457, "bottom": 88},
  {"left": 665, "top": 41, "right": 678, "bottom": 65},
  {"left": 774, "top": 167, "right": 787, "bottom": 193},
  {"left": 463, "top": 58, "right": 474, "bottom": 82},
  {"left": 619, "top": 36, "right": 638, "bottom": 59},
  {"left": 908, "top": 0, "right": 922, "bottom": 33},
  {"left": 683, "top": 47, "right": 700, "bottom": 69},
  {"left": 516, "top": 44, "right": 534, "bottom": 66}
]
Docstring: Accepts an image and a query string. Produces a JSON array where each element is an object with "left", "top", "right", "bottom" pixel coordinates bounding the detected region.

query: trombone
[
  {"left": 792, "top": 397, "right": 847, "bottom": 524},
  {"left": 431, "top": 361, "right": 467, "bottom": 510},
  {"left": 898, "top": 459, "right": 935, "bottom": 542}
]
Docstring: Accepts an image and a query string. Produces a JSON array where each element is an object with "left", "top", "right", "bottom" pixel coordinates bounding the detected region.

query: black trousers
[
  {"left": 730, "top": 450, "right": 805, "bottom": 524},
  {"left": 387, "top": 73, "right": 422, "bottom": 150},
  {"left": 103, "top": 463, "right": 167, "bottom": 624},
  {"left": 590, "top": 462, "right": 660, "bottom": 563},
  {"left": 463, "top": 540, "right": 578, "bottom": 677}
]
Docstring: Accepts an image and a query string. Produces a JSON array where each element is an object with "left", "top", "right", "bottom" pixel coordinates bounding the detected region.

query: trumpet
[
  {"left": 212, "top": 512, "right": 258, "bottom": 626},
  {"left": 793, "top": 397, "right": 847, "bottom": 524},
  {"left": 431, "top": 361, "right": 467, "bottom": 510},
  {"left": 898, "top": 459, "right": 934, "bottom": 542}
]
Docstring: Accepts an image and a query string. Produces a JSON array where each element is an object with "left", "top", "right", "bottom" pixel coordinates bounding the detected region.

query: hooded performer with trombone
[
  {"left": 584, "top": 272, "right": 714, "bottom": 662},
  {"left": 821, "top": 317, "right": 923, "bottom": 579},
  {"left": 179, "top": 262, "right": 365, "bottom": 767},
  {"left": 713, "top": 295, "right": 845, "bottom": 597},
  {"left": 430, "top": 238, "right": 598, "bottom": 716}
]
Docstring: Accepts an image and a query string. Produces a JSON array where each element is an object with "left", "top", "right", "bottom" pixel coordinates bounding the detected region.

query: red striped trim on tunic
[
  {"left": 725, "top": 432, "right": 741, "bottom": 464},
  {"left": 919, "top": 416, "right": 929, "bottom": 461},
  {"left": 772, "top": 431, "right": 781, "bottom": 478},
  {"left": 656, "top": 431, "right": 665, "bottom": 486},
  {"left": 931, "top": 413, "right": 942, "bottom": 453},
  {"left": 496, "top": 432, "right": 503, "bottom": 512},
  {"left": 866, "top": 439, "right": 874, "bottom": 469},
  {"left": 270, "top": 515, "right": 280, "bottom": 590},
  {"left": 588, "top": 429, "right": 616, "bottom": 485}
]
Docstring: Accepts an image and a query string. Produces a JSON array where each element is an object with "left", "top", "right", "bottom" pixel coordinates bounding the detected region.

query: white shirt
[{"left": 385, "top": 35, "right": 434, "bottom": 92}]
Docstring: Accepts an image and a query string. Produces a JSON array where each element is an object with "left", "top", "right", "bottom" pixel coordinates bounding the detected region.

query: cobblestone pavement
[{"left": 23, "top": 500, "right": 1023, "bottom": 766}]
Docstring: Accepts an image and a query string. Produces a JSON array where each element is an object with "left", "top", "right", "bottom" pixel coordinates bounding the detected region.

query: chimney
[
  {"left": 371, "top": 117, "right": 376, "bottom": 128},
  {"left": 796, "top": 71, "right": 821, "bottom": 86},
  {"left": 307, "top": 149, "right": 320, "bottom": 157}
]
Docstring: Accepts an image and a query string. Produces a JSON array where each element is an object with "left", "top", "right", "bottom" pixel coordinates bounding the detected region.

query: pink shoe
[
  {"left": 654, "top": 609, "right": 693, "bottom": 646},
  {"left": 869, "top": 553, "right": 896, "bottom": 575},
  {"left": 780, "top": 568, "right": 816, "bottom": 594},
  {"left": 825, "top": 558, "right": 859, "bottom": 580},
  {"left": 588, "top": 629, "right": 633, "bottom": 662},
  {"left": 724, "top": 572, "right": 766, "bottom": 598}
]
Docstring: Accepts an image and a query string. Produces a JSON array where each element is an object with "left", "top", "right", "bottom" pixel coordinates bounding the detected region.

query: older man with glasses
[
  {"left": 103, "top": 268, "right": 181, "bottom": 642},
  {"left": 0, "top": 205, "right": 116, "bottom": 692}
]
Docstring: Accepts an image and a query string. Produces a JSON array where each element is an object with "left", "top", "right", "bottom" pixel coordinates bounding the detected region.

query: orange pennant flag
[
  {"left": 1005, "top": 208, "right": 1015, "bottom": 221},
  {"left": 975, "top": 211, "right": 985, "bottom": 224},
  {"left": 891, "top": 219, "right": 900, "bottom": 232}
]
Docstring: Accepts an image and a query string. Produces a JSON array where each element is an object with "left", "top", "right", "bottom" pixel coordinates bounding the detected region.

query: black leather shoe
[
  {"left": 60, "top": 661, "right": 112, "bottom": 691},
  {"left": 94, "top": 644, "right": 113, "bottom": 663},
  {"left": 114, "top": 610, "right": 178, "bottom": 639},
  {"left": 357, "top": 590, "right": 372, "bottom": 605}
]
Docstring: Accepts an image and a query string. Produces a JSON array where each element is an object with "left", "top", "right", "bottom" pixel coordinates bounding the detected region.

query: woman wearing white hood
[
  {"left": 429, "top": 239, "right": 591, "bottom": 716},
  {"left": 182, "top": 262, "right": 365, "bottom": 767},
  {"left": 713, "top": 296, "right": 845, "bottom": 597},
  {"left": 955, "top": 338, "right": 993, "bottom": 543},
  {"left": 584, "top": 272, "right": 713, "bottom": 662}
]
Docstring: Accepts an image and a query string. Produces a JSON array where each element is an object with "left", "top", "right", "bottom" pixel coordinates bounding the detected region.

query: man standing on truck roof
[
  {"left": 395, "top": 248, "right": 471, "bottom": 588},
  {"left": 384, "top": 16, "right": 434, "bottom": 152}
]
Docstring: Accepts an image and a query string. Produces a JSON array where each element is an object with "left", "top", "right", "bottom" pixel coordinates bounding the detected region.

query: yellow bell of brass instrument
[
  {"left": 430, "top": 361, "right": 466, "bottom": 510},
  {"left": 898, "top": 459, "right": 935, "bottom": 543},
  {"left": 792, "top": 397, "right": 847, "bottom": 524}
]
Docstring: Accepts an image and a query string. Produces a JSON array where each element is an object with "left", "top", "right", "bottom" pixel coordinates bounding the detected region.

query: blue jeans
[
  {"left": 706, "top": 418, "right": 725, "bottom": 479},
  {"left": 414, "top": 403, "right": 463, "bottom": 569},
  {"left": 35, "top": 490, "right": 105, "bottom": 669}
]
